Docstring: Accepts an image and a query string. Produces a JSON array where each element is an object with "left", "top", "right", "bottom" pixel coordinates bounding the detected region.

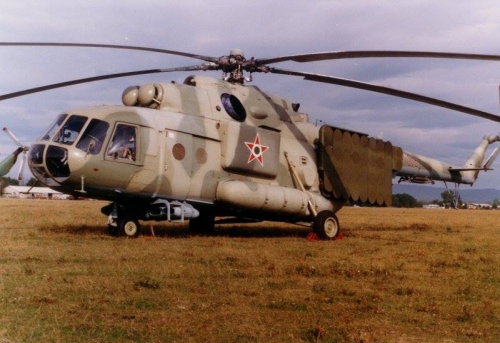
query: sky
[{"left": 1, "top": 0, "right": 500, "bottom": 189}]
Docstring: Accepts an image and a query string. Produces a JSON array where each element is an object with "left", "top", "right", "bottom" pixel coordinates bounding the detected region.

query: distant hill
[{"left": 392, "top": 184, "right": 500, "bottom": 203}]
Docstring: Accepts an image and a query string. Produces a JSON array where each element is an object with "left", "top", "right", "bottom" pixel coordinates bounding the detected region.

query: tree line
[{"left": 392, "top": 191, "right": 499, "bottom": 209}]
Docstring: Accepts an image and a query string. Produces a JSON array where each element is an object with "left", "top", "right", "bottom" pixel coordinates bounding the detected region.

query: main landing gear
[
  {"left": 189, "top": 208, "right": 215, "bottom": 236},
  {"left": 312, "top": 210, "right": 340, "bottom": 240}
]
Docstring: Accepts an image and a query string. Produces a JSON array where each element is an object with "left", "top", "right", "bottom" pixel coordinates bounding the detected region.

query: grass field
[{"left": 1, "top": 198, "right": 499, "bottom": 343}]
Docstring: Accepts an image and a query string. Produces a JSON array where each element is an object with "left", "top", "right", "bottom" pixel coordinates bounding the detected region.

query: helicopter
[{"left": 1, "top": 42, "right": 500, "bottom": 239}]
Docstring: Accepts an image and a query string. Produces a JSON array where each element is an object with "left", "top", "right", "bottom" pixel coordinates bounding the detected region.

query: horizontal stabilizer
[{"left": 448, "top": 167, "right": 493, "bottom": 172}]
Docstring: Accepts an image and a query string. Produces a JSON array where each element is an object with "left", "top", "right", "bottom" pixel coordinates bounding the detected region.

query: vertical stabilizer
[{"left": 461, "top": 134, "right": 500, "bottom": 182}]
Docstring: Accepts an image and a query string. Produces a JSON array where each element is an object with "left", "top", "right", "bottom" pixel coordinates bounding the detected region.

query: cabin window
[
  {"left": 221, "top": 93, "right": 246, "bottom": 122},
  {"left": 76, "top": 119, "right": 110, "bottom": 155},
  {"left": 52, "top": 115, "right": 88, "bottom": 145},
  {"left": 39, "top": 113, "right": 68, "bottom": 141},
  {"left": 106, "top": 124, "right": 138, "bottom": 161}
]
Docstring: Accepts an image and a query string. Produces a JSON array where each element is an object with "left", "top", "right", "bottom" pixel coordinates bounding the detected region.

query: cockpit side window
[
  {"left": 39, "top": 113, "right": 68, "bottom": 141},
  {"left": 106, "top": 124, "right": 138, "bottom": 161},
  {"left": 76, "top": 119, "right": 110, "bottom": 155},
  {"left": 52, "top": 115, "right": 88, "bottom": 145}
]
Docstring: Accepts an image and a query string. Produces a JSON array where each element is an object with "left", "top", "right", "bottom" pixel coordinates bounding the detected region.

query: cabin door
[{"left": 161, "top": 129, "right": 193, "bottom": 200}]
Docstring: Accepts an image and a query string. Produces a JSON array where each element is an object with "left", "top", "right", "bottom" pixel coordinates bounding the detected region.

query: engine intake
[{"left": 122, "top": 83, "right": 164, "bottom": 109}]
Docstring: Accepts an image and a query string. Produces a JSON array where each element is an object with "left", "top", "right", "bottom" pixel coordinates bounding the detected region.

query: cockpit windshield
[
  {"left": 76, "top": 119, "right": 110, "bottom": 155},
  {"left": 52, "top": 115, "right": 88, "bottom": 145},
  {"left": 39, "top": 113, "right": 68, "bottom": 141}
]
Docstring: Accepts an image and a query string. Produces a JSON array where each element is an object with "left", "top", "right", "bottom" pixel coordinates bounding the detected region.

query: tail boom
[
  {"left": 0, "top": 147, "right": 24, "bottom": 176},
  {"left": 396, "top": 134, "right": 500, "bottom": 185}
]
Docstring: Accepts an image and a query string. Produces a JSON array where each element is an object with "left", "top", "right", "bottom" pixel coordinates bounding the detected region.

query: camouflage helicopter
[{"left": 1, "top": 43, "right": 500, "bottom": 239}]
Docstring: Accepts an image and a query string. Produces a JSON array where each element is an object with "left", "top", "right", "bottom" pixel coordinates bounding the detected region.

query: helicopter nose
[
  {"left": 46, "top": 146, "right": 70, "bottom": 178},
  {"left": 29, "top": 144, "right": 71, "bottom": 184}
]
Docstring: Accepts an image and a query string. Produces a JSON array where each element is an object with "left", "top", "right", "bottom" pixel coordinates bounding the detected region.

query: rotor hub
[{"left": 213, "top": 49, "right": 260, "bottom": 84}]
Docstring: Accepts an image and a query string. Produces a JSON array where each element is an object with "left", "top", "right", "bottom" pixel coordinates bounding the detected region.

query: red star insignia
[{"left": 245, "top": 133, "right": 269, "bottom": 166}]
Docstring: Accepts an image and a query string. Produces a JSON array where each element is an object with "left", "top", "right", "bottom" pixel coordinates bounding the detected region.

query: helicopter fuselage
[
  {"left": 28, "top": 76, "right": 338, "bottom": 222},
  {"left": 25, "top": 75, "right": 498, "bottom": 235},
  {"left": 0, "top": 43, "right": 496, "bottom": 239}
]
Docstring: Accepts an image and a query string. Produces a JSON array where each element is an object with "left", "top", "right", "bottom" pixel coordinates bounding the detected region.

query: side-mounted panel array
[{"left": 317, "top": 125, "right": 403, "bottom": 206}]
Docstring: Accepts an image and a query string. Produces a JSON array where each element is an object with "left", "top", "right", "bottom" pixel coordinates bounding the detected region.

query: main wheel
[
  {"left": 313, "top": 210, "right": 340, "bottom": 240},
  {"left": 120, "top": 218, "right": 141, "bottom": 238},
  {"left": 189, "top": 210, "right": 215, "bottom": 236}
]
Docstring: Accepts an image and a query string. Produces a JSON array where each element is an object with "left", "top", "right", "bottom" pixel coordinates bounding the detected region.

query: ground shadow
[
  {"left": 136, "top": 221, "right": 312, "bottom": 239},
  {"left": 39, "top": 222, "right": 313, "bottom": 239}
]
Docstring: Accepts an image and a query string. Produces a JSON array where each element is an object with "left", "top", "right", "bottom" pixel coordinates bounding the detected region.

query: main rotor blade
[
  {"left": 0, "top": 65, "right": 204, "bottom": 101},
  {"left": 258, "top": 51, "right": 500, "bottom": 65},
  {"left": 0, "top": 42, "right": 218, "bottom": 63},
  {"left": 5, "top": 43, "right": 500, "bottom": 67},
  {"left": 270, "top": 67, "right": 500, "bottom": 123}
]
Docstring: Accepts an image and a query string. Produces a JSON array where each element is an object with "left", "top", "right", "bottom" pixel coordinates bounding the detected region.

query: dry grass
[{"left": 1, "top": 198, "right": 499, "bottom": 343}]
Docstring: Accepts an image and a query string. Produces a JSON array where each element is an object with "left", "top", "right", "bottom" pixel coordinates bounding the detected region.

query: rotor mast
[{"left": 222, "top": 49, "right": 248, "bottom": 84}]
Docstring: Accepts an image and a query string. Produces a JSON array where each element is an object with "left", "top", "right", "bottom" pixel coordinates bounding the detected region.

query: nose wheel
[
  {"left": 107, "top": 215, "right": 141, "bottom": 238},
  {"left": 313, "top": 210, "right": 340, "bottom": 240},
  {"left": 120, "top": 218, "right": 141, "bottom": 238}
]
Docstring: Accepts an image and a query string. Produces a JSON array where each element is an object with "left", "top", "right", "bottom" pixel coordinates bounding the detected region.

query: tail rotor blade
[
  {"left": 17, "top": 153, "right": 26, "bottom": 181},
  {"left": 1, "top": 127, "right": 30, "bottom": 178},
  {"left": 3, "top": 127, "right": 24, "bottom": 148},
  {"left": 484, "top": 146, "right": 500, "bottom": 170}
]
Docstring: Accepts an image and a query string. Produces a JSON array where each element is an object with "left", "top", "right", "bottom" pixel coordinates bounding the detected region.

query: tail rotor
[{"left": 1, "top": 127, "right": 29, "bottom": 180}]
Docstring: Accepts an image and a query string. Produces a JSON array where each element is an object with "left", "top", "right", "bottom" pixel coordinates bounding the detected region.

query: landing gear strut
[
  {"left": 105, "top": 202, "right": 142, "bottom": 238},
  {"left": 107, "top": 216, "right": 141, "bottom": 238},
  {"left": 313, "top": 210, "right": 340, "bottom": 240},
  {"left": 102, "top": 200, "right": 200, "bottom": 238}
]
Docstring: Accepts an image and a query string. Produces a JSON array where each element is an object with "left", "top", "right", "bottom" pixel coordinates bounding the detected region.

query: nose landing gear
[
  {"left": 119, "top": 218, "right": 141, "bottom": 238},
  {"left": 102, "top": 199, "right": 200, "bottom": 238},
  {"left": 107, "top": 215, "right": 141, "bottom": 238},
  {"left": 105, "top": 202, "right": 141, "bottom": 238}
]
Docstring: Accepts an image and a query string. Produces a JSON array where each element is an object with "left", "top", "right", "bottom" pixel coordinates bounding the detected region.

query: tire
[
  {"left": 189, "top": 210, "right": 215, "bottom": 236},
  {"left": 120, "top": 218, "right": 141, "bottom": 238},
  {"left": 313, "top": 210, "right": 340, "bottom": 240}
]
